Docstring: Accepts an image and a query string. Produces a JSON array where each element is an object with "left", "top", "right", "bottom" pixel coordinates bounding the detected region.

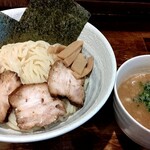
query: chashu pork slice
[
  {"left": 48, "top": 60, "right": 85, "bottom": 106},
  {"left": 0, "top": 71, "right": 21, "bottom": 123},
  {"left": 9, "top": 83, "right": 66, "bottom": 130}
]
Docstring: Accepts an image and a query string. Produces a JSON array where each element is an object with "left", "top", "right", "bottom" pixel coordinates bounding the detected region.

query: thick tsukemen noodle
[{"left": 0, "top": 41, "right": 55, "bottom": 84}]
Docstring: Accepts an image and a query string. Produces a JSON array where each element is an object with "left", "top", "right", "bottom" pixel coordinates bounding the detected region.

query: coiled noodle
[{"left": 0, "top": 40, "right": 55, "bottom": 84}]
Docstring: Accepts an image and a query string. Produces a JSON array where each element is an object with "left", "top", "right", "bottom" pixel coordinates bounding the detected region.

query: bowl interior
[{"left": 0, "top": 8, "right": 116, "bottom": 142}]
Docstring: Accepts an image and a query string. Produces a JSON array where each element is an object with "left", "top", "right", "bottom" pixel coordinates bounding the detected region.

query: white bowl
[
  {"left": 0, "top": 8, "right": 116, "bottom": 143},
  {"left": 114, "top": 55, "right": 150, "bottom": 149}
]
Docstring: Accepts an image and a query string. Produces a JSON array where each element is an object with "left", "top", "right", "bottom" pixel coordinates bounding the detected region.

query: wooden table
[{"left": 0, "top": 1, "right": 150, "bottom": 150}]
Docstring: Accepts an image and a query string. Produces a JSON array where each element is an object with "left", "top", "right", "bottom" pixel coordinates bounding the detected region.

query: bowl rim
[
  {"left": 0, "top": 7, "right": 117, "bottom": 143},
  {"left": 114, "top": 54, "right": 150, "bottom": 133}
]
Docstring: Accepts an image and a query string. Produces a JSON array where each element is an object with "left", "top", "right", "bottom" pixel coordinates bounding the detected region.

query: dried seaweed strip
[
  {"left": 0, "top": 12, "right": 18, "bottom": 47},
  {"left": 10, "top": 0, "right": 90, "bottom": 45}
]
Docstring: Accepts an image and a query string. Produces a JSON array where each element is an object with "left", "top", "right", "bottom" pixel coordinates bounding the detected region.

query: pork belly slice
[
  {"left": 48, "top": 61, "right": 85, "bottom": 106},
  {"left": 9, "top": 83, "right": 66, "bottom": 130},
  {"left": 0, "top": 71, "right": 21, "bottom": 123}
]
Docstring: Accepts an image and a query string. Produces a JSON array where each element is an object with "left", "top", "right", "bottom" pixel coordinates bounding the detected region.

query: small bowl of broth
[{"left": 113, "top": 55, "right": 150, "bottom": 149}]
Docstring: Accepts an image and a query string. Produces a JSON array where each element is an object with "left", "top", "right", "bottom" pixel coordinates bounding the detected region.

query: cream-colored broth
[{"left": 118, "top": 73, "right": 150, "bottom": 129}]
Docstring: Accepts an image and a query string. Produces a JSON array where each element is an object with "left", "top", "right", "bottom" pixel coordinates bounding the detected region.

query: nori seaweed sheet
[
  {"left": 0, "top": 12, "right": 17, "bottom": 47},
  {"left": 8, "top": 0, "right": 91, "bottom": 45}
]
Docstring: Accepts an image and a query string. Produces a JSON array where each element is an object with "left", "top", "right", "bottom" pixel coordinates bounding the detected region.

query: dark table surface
[{"left": 0, "top": 1, "right": 150, "bottom": 150}]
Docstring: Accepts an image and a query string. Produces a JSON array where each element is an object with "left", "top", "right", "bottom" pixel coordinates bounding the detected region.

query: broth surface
[{"left": 118, "top": 73, "right": 150, "bottom": 130}]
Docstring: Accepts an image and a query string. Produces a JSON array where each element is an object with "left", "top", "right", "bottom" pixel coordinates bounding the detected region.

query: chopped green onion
[{"left": 134, "top": 81, "right": 150, "bottom": 112}]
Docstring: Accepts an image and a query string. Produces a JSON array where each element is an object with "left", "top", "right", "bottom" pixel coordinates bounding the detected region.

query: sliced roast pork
[
  {"left": 48, "top": 60, "right": 85, "bottom": 106},
  {"left": 9, "top": 83, "right": 66, "bottom": 130},
  {"left": 0, "top": 71, "right": 21, "bottom": 123}
]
